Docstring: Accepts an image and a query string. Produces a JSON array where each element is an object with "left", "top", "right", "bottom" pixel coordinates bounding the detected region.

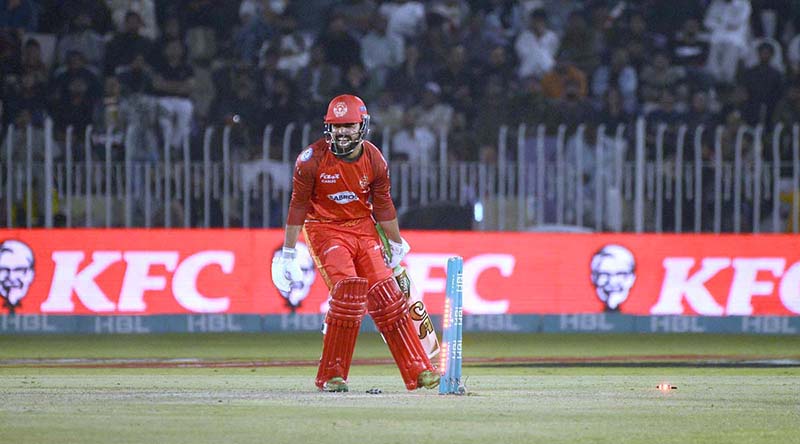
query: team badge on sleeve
[{"left": 300, "top": 147, "right": 313, "bottom": 162}]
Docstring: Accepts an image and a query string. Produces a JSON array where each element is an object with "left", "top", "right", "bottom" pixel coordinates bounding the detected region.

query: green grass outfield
[{"left": 1, "top": 333, "right": 798, "bottom": 444}]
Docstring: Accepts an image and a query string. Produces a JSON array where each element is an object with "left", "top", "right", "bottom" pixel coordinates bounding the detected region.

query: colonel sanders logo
[
  {"left": 332, "top": 101, "right": 348, "bottom": 117},
  {"left": 590, "top": 244, "right": 636, "bottom": 312},
  {"left": 272, "top": 242, "right": 316, "bottom": 312},
  {"left": 0, "top": 240, "right": 35, "bottom": 314}
]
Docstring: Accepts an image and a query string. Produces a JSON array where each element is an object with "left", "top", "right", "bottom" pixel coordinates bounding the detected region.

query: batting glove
[
  {"left": 387, "top": 238, "right": 410, "bottom": 269},
  {"left": 271, "top": 247, "right": 303, "bottom": 292}
]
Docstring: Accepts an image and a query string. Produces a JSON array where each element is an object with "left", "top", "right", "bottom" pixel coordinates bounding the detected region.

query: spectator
[
  {"left": 552, "top": 78, "right": 595, "bottom": 130},
  {"left": 386, "top": 43, "right": 432, "bottom": 107},
  {"left": 774, "top": 82, "right": 800, "bottom": 142},
  {"left": 20, "top": 38, "right": 48, "bottom": 88},
  {"left": 743, "top": 37, "right": 784, "bottom": 73},
  {"left": 591, "top": 48, "right": 638, "bottom": 115},
  {"left": 639, "top": 52, "right": 686, "bottom": 108},
  {"left": 51, "top": 50, "right": 102, "bottom": 105},
  {"left": 105, "top": 11, "right": 154, "bottom": 76},
  {"left": 647, "top": 89, "right": 684, "bottom": 127},
  {"left": 597, "top": 87, "right": 632, "bottom": 129},
  {"left": 276, "top": 23, "right": 311, "bottom": 79},
  {"left": 152, "top": 16, "right": 184, "bottom": 63},
  {"left": 331, "top": 0, "right": 379, "bottom": 36},
  {"left": 178, "top": 0, "right": 239, "bottom": 43},
  {"left": 296, "top": 43, "right": 342, "bottom": 118},
  {"left": 258, "top": 48, "right": 282, "bottom": 106},
  {"left": 471, "top": 75, "right": 509, "bottom": 147},
  {"left": 482, "top": 0, "right": 523, "bottom": 42},
  {"left": 644, "top": 0, "right": 706, "bottom": 37},
  {"left": 55, "top": 12, "right": 105, "bottom": 69},
  {"left": 38, "top": 0, "right": 113, "bottom": 35},
  {"left": 509, "top": 76, "right": 550, "bottom": 126},
  {"left": 368, "top": 89, "right": 405, "bottom": 133},
  {"left": 684, "top": 90, "right": 717, "bottom": 129},
  {"left": 433, "top": 44, "right": 474, "bottom": 112},
  {"left": 0, "top": 0, "right": 38, "bottom": 34},
  {"left": 749, "top": 0, "right": 792, "bottom": 40},
  {"left": 233, "top": 1, "right": 272, "bottom": 66},
  {"left": 514, "top": 8, "right": 559, "bottom": 79},
  {"left": 49, "top": 76, "right": 95, "bottom": 136},
  {"left": 704, "top": 0, "right": 751, "bottom": 84},
  {"left": 319, "top": 13, "right": 361, "bottom": 72},
  {"left": 616, "top": 9, "right": 666, "bottom": 70},
  {"left": 541, "top": 59, "right": 587, "bottom": 100},
  {"left": 360, "top": 13, "right": 405, "bottom": 88},
  {"left": 461, "top": 11, "right": 507, "bottom": 63},
  {"left": 558, "top": 10, "right": 599, "bottom": 77},
  {"left": 107, "top": 0, "right": 158, "bottom": 40},
  {"left": 3, "top": 71, "right": 46, "bottom": 128},
  {"left": 379, "top": 0, "right": 426, "bottom": 40},
  {"left": 263, "top": 74, "right": 301, "bottom": 132},
  {"left": 390, "top": 108, "right": 436, "bottom": 162},
  {"left": 96, "top": 76, "right": 124, "bottom": 140},
  {"left": 152, "top": 39, "right": 195, "bottom": 149},
  {"left": 475, "top": 45, "right": 515, "bottom": 96},
  {"left": 117, "top": 52, "right": 153, "bottom": 96},
  {"left": 430, "top": 0, "right": 471, "bottom": 32},
  {"left": 787, "top": 33, "right": 800, "bottom": 81},
  {"left": 670, "top": 17, "right": 711, "bottom": 88},
  {"left": 410, "top": 81, "right": 454, "bottom": 135},
  {"left": 209, "top": 66, "right": 262, "bottom": 160},
  {"left": 340, "top": 62, "right": 380, "bottom": 105},
  {"left": 116, "top": 52, "right": 159, "bottom": 160},
  {"left": 740, "top": 41, "right": 783, "bottom": 125},
  {"left": 417, "top": 12, "right": 455, "bottom": 68},
  {"left": 0, "top": 28, "right": 20, "bottom": 87}
]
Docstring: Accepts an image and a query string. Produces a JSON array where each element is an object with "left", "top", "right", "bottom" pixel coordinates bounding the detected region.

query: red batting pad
[
  {"left": 368, "top": 277, "right": 433, "bottom": 390},
  {"left": 315, "top": 277, "right": 368, "bottom": 389}
]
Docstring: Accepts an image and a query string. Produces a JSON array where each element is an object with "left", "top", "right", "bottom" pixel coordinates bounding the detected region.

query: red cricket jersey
[{"left": 286, "top": 139, "right": 397, "bottom": 225}]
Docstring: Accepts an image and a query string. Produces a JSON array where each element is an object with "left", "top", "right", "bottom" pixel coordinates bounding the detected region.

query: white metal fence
[{"left": 1, "top": 118, "right": 799, "bottom": 233}]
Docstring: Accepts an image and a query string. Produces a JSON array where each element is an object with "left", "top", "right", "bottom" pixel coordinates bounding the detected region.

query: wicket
[{"left": 439, "top": 256, "right": 464, "bottom": 395}]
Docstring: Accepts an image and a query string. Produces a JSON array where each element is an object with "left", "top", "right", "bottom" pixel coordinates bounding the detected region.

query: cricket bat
[{"left": 376, "top": 224, "right": 440, "bottom": 358}]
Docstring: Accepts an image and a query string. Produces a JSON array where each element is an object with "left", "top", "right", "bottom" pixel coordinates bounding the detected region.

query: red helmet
[{"left": 323, "top": 94, "right": 370, "bottom": 157}]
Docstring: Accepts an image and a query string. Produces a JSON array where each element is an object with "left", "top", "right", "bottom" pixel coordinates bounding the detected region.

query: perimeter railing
[{"left": 1, "top": 118, "right": 798, "bottom": 233}]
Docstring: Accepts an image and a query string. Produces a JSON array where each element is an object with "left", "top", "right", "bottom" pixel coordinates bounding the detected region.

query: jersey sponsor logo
[
  {"left": 332, "top": 102, "right": 348, "bottom": 117},
  {"left": 299, "top": 147, "right": 313, "bottom": 162},
  {"left": 319, "top": 172, "right": 340, "bottom": 184},
  {"left": 327, "top": 191, "right": 359, "bottom": 204}
]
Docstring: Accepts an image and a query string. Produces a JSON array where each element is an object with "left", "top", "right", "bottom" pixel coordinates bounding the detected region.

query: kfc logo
[
  {"left": 0, "top": 240, "right": 35, "bottom": 314},
  {"left": 404, "top": 253, "right": 512, "bottom": 314},
  {"left": 41, "top": 250, "right": 234, "bottom": 313},
  {"left": 653, "top": 257, "right": 800, "bottom": 315},
  {"left": 332, "top": 101, "right": 348, "bottom": 117},
  {"left": 272, "top": 242, "right": 316, "bottom": 312},
  {"left": 590, "top": 244, "right": 636, "bottom": 311}
]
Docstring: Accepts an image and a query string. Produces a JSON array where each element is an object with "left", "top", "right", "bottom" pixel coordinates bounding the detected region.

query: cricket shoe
[
  {"left": 417, "top": 370, "right": 440, "bottom": 390},
  {"left": 322, "top": 377, "right": 349, "bottom": 392}
]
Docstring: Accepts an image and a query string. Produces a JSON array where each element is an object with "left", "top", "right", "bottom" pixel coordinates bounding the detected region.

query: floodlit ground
[{"left": 1, "top": 333, "right": 798, "bottom": 444}]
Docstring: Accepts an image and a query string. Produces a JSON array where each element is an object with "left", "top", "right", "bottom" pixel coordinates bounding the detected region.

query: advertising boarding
[{"left": 1, "top": 230, "right": 798, "bottom": 334}]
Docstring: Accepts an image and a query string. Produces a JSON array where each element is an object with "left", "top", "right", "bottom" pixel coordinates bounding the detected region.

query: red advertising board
[{"left": 0, "top": 230, "right": 798, "bottom": 316}]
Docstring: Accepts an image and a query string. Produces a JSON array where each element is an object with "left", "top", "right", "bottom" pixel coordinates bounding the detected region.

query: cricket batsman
[{"left": 271, "top": 94, "right": 439, "bottom": 392}]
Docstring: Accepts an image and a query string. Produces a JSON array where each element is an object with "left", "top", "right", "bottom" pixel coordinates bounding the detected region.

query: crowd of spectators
[{"left": 2, "top": 0, "right": 800, "bottom": 165}]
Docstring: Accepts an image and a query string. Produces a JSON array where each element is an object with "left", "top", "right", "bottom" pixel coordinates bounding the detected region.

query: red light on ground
[{"left": 656, "top": 383, "right": 677, "bottom": 392}]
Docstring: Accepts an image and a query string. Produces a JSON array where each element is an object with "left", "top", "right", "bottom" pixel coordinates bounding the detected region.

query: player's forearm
[
  {"left": 377, "top": 218, "right": 402, "bottom": 243},
  {"left": 283, "top": 224, "right": 302, "bottom": 249}
]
